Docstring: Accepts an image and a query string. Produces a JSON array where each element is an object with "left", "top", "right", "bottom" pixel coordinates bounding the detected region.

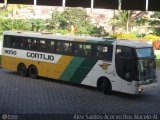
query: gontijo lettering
[{"left": 27, "top": 52, "right": 54, "bottom": 61}]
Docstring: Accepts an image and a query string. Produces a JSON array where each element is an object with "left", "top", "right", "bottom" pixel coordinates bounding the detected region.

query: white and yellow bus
[{"left": 2, "top": 31, "right": 157, "bottom": 94}]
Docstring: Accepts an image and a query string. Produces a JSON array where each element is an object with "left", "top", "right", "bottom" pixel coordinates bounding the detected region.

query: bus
[{"left": 2, "top": 31, "right": 157, "bottom": 94}]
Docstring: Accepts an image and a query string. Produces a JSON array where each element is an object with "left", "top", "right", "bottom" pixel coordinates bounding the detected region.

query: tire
[
  {"left": 28, "top": 65, "right": 38, "bottom": 79},
  {"left": 102, "top": 78, "right": 112, "bottom": 94},
  {"left": 17, "top": 64, "right": 27, "bottom": 77}
]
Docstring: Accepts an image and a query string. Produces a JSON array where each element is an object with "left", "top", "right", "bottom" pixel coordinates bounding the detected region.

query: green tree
[
  {"left": 47, "top": 8, "right": 97, "bottom": 35},
  {"left": 47, "top": 11, "right": 63, "bottom": 29},
  {"left": 149, "top": 12, "right": 160, "bottom": 36},
  {"left": 110, "top": 10, "right": 148, "bottom": 33},
  {"left": 13, "top": 19, "right": 32, "bottom": 30},
  {"left": 31, "top": 19, "right": 45, "bottom": 32},
  {"left": 0, "top": 19, "right": 12, "bottom": 32},
  {"left": 0, "top": 19, "right": 32, "bottom": 33},
  {"left": 0, "top": 4, "right": 30, "bottom": 33},
  {"left": 61, "top": 8, "right": 87, "bottom": 28}
]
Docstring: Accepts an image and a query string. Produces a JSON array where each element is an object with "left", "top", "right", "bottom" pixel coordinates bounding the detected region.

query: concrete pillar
[
  {"left": 146, "top": 0, "right": 149, "bottom": 11},
  {"left": 63, "top": 0, "right": 66, "bottom": 8},
  {"left": 34, "top": 0, "right": 37, "bottom": 6},
  {"left": 118, "top": 0, "right": 121, "bottom": 10},
  {"left": 91, "top": 0, "right": 94, "bottom": 12}
]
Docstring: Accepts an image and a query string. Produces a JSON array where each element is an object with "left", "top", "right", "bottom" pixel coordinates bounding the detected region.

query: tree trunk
[
  {"left": 126, "top": 20, "right": 129, "bottom": 33},
  {"left": 112, "top": 25, "right": 116, "bottom": 34},
  {"left": 112, "top": 10, "right": 116, "bottom": 34}
]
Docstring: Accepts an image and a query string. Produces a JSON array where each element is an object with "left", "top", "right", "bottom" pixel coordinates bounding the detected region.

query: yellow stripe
[
  {"left": 2, "top": 55, "right": 73, "bottom": 80},
  {"left": 2, "top": 56, "right": 39, "bottom": 71},
  {"left": 47, "top": 55, "right": 73, "bottom": 79}
]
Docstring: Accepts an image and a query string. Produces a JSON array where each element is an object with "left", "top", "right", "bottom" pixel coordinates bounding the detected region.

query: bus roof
[
  {"left": 3, "top": 31, "right": 115, "bottom": 45},
  {"left": 116, "top": 39, "right": 152, "bottom": 48}
]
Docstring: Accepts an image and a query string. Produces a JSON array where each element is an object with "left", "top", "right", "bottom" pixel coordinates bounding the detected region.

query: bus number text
[{"left": 5, "top": 50, "right": 17, "bottom": 55}]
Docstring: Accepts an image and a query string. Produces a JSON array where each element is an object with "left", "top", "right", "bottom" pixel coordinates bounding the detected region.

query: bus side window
[
  {"left": 3, "top": 35, "right": 11, "bottom": 47},
  {"left": 20, "top": 37, "right": 28, "bottom": 49},
  {"left": 21, "top": 38, "right": 28, "bottom": 49},
  {"left": 45, "top": 40, "right": 51, "bottom": 51},
  {"left": 56, "top": 41, "right": 65, "bottom": 54},
  {"left": 83, "top": 44, "right": 92, "bottom": 57},
  {"left": 50, "top": 41, "right": 55, "bottom": 52},
  {"left": 73, "top": 43, "right": 85, "bottom": 57},
  {"left": 30, "top": 39, "right": 38, "bottom": 50},
  {"left": 28, "top": 38, "right": 32, "bottom": 49},
  {"left": 94, "top": 45, "right": 113, "bottom": 61},
  {"left": 64, "top": 42, "right": 72, "bottom": 55},
  {"left": 116, "top": 47, "right": 133, "bottom": 57},
  {"left": 96, "top": 45, "right": 105, "bottom": 59},
  {"left": 11, "top": 37, "right": 21, "bottom": 48},
  {"left": 40, "top": 40, "right": 46, "bottom": 51}
]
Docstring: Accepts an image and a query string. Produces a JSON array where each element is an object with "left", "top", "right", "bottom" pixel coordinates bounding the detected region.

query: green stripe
[
  {"left": 60, "top": 57, "right": 85, "bottom": 81},
  {"left": 69, "top": 58, "right": 97, "bottom": 84}
]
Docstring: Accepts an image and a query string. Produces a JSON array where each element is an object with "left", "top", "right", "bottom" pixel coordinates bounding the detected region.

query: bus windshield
[
  {"left": 135, "top": 47, "right": 156, "bottom": 81},
  {"left": 116, "top": 46, "right": 156, "bottom": 81},
  {"left": 137, "top": 59, "right": 156, "bottom": 81},
  {"left": 136, "top": 48, "right": 154, "bottom": 58}
]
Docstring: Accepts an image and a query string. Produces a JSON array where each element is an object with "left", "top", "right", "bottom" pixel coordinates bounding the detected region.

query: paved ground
[{"left": 0, "top": 69, "right": 160, "bottom": 116}]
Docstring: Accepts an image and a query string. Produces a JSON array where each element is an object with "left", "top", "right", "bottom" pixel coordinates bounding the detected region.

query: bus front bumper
[{"left": 136, "top": 82, "right": 157, "bottom": 94}]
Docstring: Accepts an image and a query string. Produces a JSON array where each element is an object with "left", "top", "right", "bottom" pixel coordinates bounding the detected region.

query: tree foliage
[
  {"left": 31, "top": 19, "right": 45, "bottom": 32},
  {"left": 47, "top": 8, "right": 106, "bottom": 36},
  {"left": 0, "top": 19, "right": 32, "bottom": 33},
  {"left": 48, "top": 8, "right": 88, "bottom": 29},
  {"left": 0, "top": 7, "right": 108, "bottom": 36},
  {"left": 0, "top": 19, "right": 12, "bottom": 31},
  {"left": 149, "top": 12, "right": 160, "bottom": 36},
  {"left": 110, "top": 10, "right": 148, "bottom": 33}
]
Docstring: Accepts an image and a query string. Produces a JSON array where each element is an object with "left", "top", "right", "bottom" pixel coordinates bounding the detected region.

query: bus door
[{"left": 115, "top": 46, "right": 136, "bottom": 93}]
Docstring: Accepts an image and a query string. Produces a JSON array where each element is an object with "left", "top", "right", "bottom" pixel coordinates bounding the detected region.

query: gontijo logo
[{"left": 99, "top": 63, "right": 110, "bottom": 70}]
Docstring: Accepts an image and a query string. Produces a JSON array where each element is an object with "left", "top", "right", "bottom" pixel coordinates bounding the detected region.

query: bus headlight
[{"left": 138, "top": 88, "right": 143, "bottom": 93}]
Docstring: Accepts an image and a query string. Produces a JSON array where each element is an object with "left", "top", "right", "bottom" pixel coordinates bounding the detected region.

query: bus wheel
[
  {"left": 102, "top": 78, "right": 112, "bottom": 94},
  {"left": 17, "top": 63, "right": 27, "bottom": 77},
  {"left": 28, "top": 65, "right": 38, "bottom": 79}
]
